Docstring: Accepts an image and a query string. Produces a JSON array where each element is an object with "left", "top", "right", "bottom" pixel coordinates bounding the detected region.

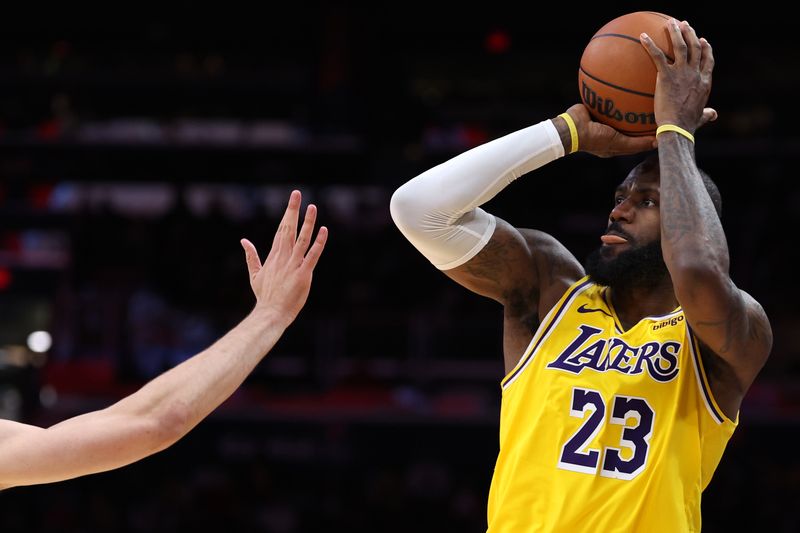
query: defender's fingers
[
  {"left": 241, "top": 238, "right": 262, "bottom": 279},
  {"left": 302, "top": 226, "right": 328, "bottom": 272},
  {"left": 292, "top": 204, "right": 318, "bottom": 264},
  {"left": 275, "top": 190, "right": 303, "bottom": 250}
]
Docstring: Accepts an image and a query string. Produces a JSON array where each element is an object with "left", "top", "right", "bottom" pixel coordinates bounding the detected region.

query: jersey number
[{"left": 557, "top": 387, "right": 655, "bottom": 480}]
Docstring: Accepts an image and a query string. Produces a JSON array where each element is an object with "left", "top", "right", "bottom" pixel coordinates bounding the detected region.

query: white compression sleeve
[{"left": 390, "top": 119, "right": 564, "bottom": 270}]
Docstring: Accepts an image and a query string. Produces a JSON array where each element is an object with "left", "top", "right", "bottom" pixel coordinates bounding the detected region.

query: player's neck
[{"left": 608, "top": 277, "right": 679, "bottom": 331}]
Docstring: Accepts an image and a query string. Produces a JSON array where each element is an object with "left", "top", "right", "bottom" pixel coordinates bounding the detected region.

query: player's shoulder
[
  {"left": 516, "top": 228, "right": 584, "bottom": 275},
  {"left": 515, "top": 227, "right": 586, "bottom": 316}
]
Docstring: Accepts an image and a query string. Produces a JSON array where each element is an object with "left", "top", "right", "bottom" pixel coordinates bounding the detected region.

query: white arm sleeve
[{"left": 390, "top": 119, "right": 564, "bottom": 270}]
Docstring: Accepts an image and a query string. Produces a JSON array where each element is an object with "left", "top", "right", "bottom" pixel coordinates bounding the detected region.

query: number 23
[{"left": 558, "top": 387, "right": 655, "bottom": 480}]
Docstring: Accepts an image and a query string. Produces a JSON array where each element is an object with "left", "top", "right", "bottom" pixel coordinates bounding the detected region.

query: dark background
[{"left": 0, "top": 3, "right": 797, "bottom": 532}]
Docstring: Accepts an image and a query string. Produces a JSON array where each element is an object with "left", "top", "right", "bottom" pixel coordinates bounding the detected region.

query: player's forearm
[
  {"left": 658, "top": 135, "right": 729, "bottom": 280},
  {"left": 393, "top": 119, "right": 565, "bottom": 218},
  {"left": 390, "top": 119, "right": 564, "bottom": 268},
  {"left": 110, "top": 305, "right": 288, "bottom": 437},
  {"left": 1, "top": 306, "right": 291, "bottom": 487}
]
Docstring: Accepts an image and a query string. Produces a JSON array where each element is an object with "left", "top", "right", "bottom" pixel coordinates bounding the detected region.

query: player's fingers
[
  {"left": 639, "top": 33, "right": 669, "bottom": 70},
  {"left": 618, "top": 134, "right": 657, "bottom": 155},
  {"left": 302, "top": 226, "right": 328, "bottom": 272},
  {"left": 241, "top": 238, "right": 262, "bottom": 280},
  {"left": 699, "top": 38, "right": 715, "bottom": 77},
  {"left": 699, "top": 107, "right": 718, "bottom": 127},
  {"left": 667, "top": 18, "right": 688, "bottom": 64},
  {"left": 681, "top": 21, "right": 701, "bottom": 67},
  {"left": 292, "top": 204, "right": 317, "bottom": 265}
]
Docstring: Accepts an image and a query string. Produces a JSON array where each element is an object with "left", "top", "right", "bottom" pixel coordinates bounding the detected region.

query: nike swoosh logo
[{"left": 577, "top": 303, "right": 613, "bottom": 318}]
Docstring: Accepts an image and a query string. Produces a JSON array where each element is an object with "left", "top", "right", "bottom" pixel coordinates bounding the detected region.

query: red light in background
[
  {"left": 0, "top": 269, "right": 11, "bottom": 290},
  {"left": 30, "top": 184, "right": 54, "bottom": 210},
  {"left": 37, "top": 119, "right": 61, "bottom": 140},
  {"left": 486, "top": 30, "right": 511, "bottom": 54}
]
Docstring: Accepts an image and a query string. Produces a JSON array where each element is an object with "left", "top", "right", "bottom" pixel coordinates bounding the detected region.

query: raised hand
[
  {"left": 241, "top": 190, "right": 328, "bottom": 327},
  {"left": 640, "top": 19, "right": 717, "bottom": 134},
  {"left": 564, "top": 103, "right": 656, "bottom": 158}
]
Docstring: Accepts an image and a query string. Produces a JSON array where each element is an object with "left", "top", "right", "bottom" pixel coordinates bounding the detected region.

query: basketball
[{"left": 578, "top": 11, "right": 675, "bottom": 136}]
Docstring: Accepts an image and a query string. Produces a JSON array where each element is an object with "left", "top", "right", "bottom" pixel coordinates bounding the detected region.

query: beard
[{"left": 585, "top": 238, "right": 669, "bottom": 290}]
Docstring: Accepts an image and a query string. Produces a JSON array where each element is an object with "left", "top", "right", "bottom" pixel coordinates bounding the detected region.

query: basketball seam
[
  {"left": 578, "top": 66, "right": 655, "bottom": 98},
  {"left": 590, "top": 32, "right": 643, "bottom": 44},
  {"left": 588, "top": 33, "right": 675, "bottom": 63}
]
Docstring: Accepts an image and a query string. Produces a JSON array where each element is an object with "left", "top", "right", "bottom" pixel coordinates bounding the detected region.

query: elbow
[
  {"left": 389, "top": 183, "right": 416, "bottom": 232},
  {"left": 148, "top": 402, "right": 191, "bottom": 451}
]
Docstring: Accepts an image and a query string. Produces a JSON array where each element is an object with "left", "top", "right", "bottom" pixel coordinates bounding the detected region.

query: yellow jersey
[{"left": 487, "top": 276, "right": 737, "bottom": 533}]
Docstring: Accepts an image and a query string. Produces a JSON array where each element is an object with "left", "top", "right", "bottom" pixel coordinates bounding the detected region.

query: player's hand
[
  {"left": 240, "top": 190, "right": 328, "bottom": 327},
  {"left": 640, "top": 18, "right": 714, "bottom": 134},
  {"left": 564, "top": 103, "right": 656, "bottom": 158}
]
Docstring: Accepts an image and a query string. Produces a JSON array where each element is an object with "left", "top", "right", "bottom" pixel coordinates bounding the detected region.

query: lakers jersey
[{"left": 487, "top": 276, "right": 737, "bottom": 533}]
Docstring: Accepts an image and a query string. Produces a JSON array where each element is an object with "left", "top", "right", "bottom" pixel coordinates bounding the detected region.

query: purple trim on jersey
[
  {"left": 503, "top": 278, "right": 593, "bottom": 387},
  {"left": 601, "top": 289, "right": 625, "bottom": 334},
  {"left": 687, "top": 326, "right": 725, "bottom": 424}
]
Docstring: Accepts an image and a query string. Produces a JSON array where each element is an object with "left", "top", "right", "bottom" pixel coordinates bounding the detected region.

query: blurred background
[{"left": 0, "top": 2, "right": 797, "bottom": 532}]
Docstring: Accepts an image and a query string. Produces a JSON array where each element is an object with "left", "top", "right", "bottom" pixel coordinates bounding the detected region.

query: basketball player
[
  {"left": 391, "top": 19, "right": 771, "bottom": 532},
  {"left": 0, "top": 190, "right": 326, "bottom": 489}
]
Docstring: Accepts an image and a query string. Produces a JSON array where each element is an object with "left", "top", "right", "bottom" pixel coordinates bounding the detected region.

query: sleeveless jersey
[{"left": 487, "top": 276, "right": 737, "bottom": 533}]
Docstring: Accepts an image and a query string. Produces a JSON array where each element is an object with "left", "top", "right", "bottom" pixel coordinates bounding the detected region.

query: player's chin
[{"left": 598, "top": 244, "right": 627, "bottom": 259}]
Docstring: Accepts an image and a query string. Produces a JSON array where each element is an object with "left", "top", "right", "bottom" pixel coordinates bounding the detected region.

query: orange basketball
[{"left": 578, "top": 11, "right": 675, "bottom": 136}]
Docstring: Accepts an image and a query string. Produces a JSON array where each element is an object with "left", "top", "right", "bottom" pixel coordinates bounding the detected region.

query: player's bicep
[
  {"left": 443, "top": 217, "right": 552, "bottom": 303},
  {"left": 442, "top": 218, "right": 533, "bottom": 303}
]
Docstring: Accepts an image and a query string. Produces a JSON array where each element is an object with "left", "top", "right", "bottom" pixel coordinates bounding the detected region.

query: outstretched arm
[
  {"left": 642, "top": 20, "right": 772, "bottom": 417},
  {"left": 390, "top": 106, "right": 653, "bottom": 306},
  {"left": 0, "top": 190, "right": 327, "bottom": 489}
]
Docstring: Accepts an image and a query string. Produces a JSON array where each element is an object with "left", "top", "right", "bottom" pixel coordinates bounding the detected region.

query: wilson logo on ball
[
  {"left": 581, "top": 81, "right": 655, "bottom": 126},
  {"left": 577, "top": 11, "right": 674, "bottom": 135}
]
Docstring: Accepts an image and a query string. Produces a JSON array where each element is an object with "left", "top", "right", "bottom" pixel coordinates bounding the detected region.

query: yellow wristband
[
  {"left": 558, "top": 112, "right": 579, "bottom": 154},
  {"left": 656, "top": 124, "right": 695, "bottom": 143}
]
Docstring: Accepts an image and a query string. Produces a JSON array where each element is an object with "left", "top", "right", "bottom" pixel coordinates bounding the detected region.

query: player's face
[
  {"left": 584, "top": 161, "right": 669, "bottom": 289},
  {"left": 602, "top": 166, "right": 661, "bottom": 255}
]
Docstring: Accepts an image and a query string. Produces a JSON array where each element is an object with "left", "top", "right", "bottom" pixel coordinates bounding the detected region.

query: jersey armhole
[
  {"left": 500, "top": 276, "right": 593, "bottom": 391},
  {"left": 687, "top": 328, "right": 739, "bottom": 426}
]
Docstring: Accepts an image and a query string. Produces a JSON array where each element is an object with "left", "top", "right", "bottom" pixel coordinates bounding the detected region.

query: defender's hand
[{"left": 241, "top": 190, "right": 328, "bottom": 327}]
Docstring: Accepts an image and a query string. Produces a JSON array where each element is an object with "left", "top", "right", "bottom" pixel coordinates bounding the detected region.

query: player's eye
[
  {"left": 614, "top": 196, "right": 625, "bottom": 205},
  {"left": 642, "top": 199, "right": 656, "bottom": 207}
]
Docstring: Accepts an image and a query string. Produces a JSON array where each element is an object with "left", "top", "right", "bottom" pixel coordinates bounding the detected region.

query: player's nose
[{"left": 609, "top": 199, "right": 634, "bottom": 223}]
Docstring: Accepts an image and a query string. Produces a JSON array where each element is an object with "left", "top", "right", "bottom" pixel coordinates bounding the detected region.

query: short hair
[{"left": 638, "top": 153, "right": 722, "bottom": 219}]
